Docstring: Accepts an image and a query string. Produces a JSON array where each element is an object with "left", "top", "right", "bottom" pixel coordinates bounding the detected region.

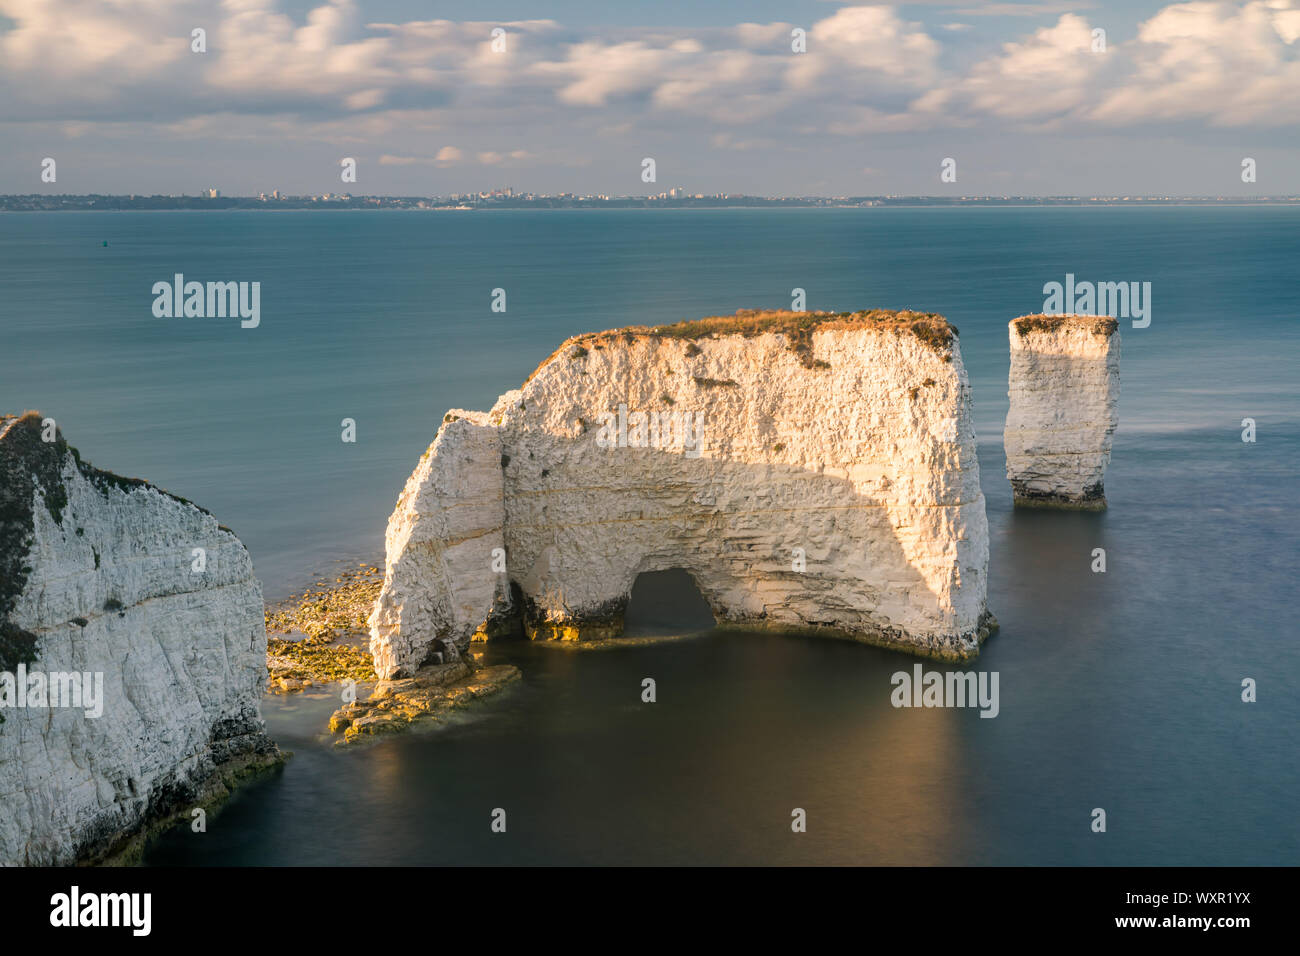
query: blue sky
[{"left": 2, "top": 0, "right": 1298, "bottom": 196}]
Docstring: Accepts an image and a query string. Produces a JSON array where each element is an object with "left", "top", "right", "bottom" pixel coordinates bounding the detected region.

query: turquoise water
[{"left": 1, "top": 208, "right": 1296, "bottom": 864}]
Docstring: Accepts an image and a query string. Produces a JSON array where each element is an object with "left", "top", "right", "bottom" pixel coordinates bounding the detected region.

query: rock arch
[
  {"left": 369, "top": 310, "right": 996, "bottom": 679},
  {"left": 623, "top": 567, "right": 717, "bottom": 635}
]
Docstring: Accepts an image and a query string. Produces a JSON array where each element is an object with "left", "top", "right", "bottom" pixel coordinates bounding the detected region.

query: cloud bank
[{"left": 1, "top": 0, "right": 1297, "bottom": 188}]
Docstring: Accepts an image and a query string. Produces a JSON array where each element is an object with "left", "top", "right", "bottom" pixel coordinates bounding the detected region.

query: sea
[{"left": 0, "top": 206, "right": 1295, "bottom": 865}]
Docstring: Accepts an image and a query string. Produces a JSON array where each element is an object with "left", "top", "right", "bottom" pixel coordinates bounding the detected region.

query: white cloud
[
  {"left": 476, "top": 149, "right": 536, "bottom": 165},
  {"left": 1091, "top": 0, "right": 1300, "bottom": 125},
  {"left": 944, "top": 13, "right": 1110, "bottom": 124},
  {"left": 1, "top": 0, "right": 1298, "bottom": 143},
  {"left": 376, "top": 145, "right": 464, "bottom": 166},
  {"left": 935, "top": 3, "right": 1300, "bottom": 128}
]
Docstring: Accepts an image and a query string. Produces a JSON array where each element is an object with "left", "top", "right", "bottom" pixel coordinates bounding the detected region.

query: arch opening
[{"left": 622, "top": 568, "right": 716, "bottom": 637}]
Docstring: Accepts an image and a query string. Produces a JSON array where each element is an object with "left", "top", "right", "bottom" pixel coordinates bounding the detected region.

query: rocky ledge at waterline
[
  {"left": 1005, "top": 314, "right": 1121, "bottom": 510},
  {"left": 0, "top": 412, "right": 282, "bottom": 866},
  {"left": 370, "top": 309, "right": 997, "bottom": 680},
  {"left": 328, "top": 658, "right": 520, "bottom": 744}
]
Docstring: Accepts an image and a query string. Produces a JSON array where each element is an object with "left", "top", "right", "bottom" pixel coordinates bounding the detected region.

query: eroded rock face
[
  {"left": 0, "top": 414, "right": 280, "bottom": 865},
  {"left": 1005, "top": 315, "right": 1121, "bottom": 509},
  {"left": 368, "top": 410, "right": 512, "bottom": 679},
  {"left": 370, "top": 310, "right": 994, "bottom": 676}
]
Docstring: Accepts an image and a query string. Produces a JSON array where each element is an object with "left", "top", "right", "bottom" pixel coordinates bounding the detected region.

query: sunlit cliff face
[{"left": 370, "top": 312, "right": 993, "bottom": 678}]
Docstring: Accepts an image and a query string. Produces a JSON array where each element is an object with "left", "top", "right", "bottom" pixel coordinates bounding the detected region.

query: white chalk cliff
[
  {"left": 0, "top": 414, "right": 280, "bottom": 865},
  {"left": 370, "top": 310, "right": 995, "bottom": 678},
  {"left": 368, "top": 411, "right": 510, "bottom": 681},
  {"left": 1004, "top": 315, "right": 1121, "bottom": 509}
]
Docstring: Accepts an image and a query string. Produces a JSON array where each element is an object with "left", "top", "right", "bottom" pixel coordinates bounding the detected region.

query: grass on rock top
[
  {"left": 632, "top": 308, "right": 954, "bottom": 348},
  {"left": 1013, "top": 314, "right": 1120, "bottom": 337},
  {"left": 525, "top": 308, "right": 957, "bottom": 384}
]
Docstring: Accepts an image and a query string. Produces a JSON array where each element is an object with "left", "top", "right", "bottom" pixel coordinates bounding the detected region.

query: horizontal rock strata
[{"left": 1005, "top": 315, "right": 1121, "bottom": 509}]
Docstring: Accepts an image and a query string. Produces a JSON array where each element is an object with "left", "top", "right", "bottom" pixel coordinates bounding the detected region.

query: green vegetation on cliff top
[
  {"left": 526, "top": 309, "right": 956, "bottom": 385},
  {"left": 1012, "top": 314, "right": 1119, "bottom": 337}
]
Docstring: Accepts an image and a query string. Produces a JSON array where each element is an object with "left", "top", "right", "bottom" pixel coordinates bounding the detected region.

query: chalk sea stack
[
  {"left": 0, "top": 413, "right": 280, "bottom": 865},
  {"left": 370, "top": 309, "right": 996, "bottom": 678},
  {"left": 1005, "top": 314, "right": 1121, "bottom": 510}
]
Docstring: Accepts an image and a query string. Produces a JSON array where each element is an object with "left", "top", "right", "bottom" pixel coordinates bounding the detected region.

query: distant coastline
[{"left": 3, "top": 193, "right": 1300, "bottom": 212}]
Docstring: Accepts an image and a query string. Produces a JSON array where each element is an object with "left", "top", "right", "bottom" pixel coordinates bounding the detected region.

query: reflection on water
[
  {"left": 145, "top": 426, "right": 1299, "bottom": 866},
  {"left": 151, "top": 632, "right": 981, "bottom": 865}
]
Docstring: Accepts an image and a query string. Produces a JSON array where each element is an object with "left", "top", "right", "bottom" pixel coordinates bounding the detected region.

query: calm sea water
[{"left": 0, "top": 208, "right": 1295, "bottom": 865}]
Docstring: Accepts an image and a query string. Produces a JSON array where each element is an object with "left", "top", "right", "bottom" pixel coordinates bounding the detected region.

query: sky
[{"left": 1, "top": 0, "right": 1299, "bottom": 196}]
